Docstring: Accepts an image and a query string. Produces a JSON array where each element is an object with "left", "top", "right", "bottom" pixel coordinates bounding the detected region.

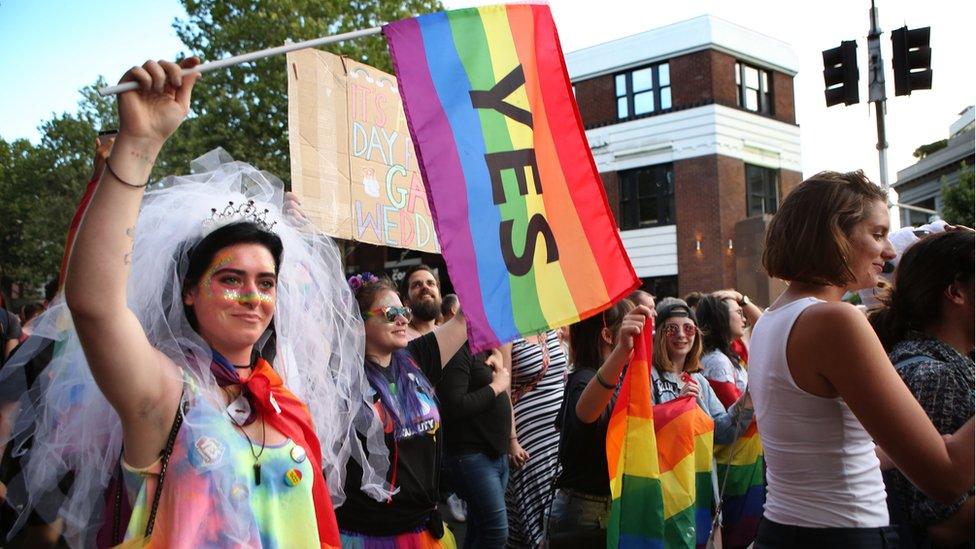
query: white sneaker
[{"left": 446, "top": 493, "right": 467, "bottom": 522}]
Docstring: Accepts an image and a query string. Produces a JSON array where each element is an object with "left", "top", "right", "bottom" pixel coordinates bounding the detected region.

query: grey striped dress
[{"left": 505, "top": 331, "right": 568, "bottom": 548}]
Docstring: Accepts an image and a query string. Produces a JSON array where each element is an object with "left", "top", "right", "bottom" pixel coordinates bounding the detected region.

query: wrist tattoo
[{"left": 129, "top": 149, "right": 156, "bottom": 166}]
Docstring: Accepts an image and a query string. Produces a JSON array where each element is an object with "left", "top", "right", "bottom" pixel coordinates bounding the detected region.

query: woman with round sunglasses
[
  {"left": 336, "top": 273, "right": 469, "bottom": 547},
  {"left": 651, "top": 300, "right": 753, "bottom": 445}
]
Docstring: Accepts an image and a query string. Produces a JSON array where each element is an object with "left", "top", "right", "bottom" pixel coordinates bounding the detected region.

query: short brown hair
[{"left": 762, "top": 170, "right": 887, "bottom": 286}]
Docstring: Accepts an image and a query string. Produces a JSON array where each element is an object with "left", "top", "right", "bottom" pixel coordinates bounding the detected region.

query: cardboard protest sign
[{"left": 287, "top": 49, "right": 439, "bottom": 252}]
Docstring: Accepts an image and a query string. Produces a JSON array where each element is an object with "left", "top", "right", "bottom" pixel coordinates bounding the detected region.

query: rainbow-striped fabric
[
  {"left": 384, "top": 4, "right": 639, "bottom": 352},
  {"left": 714, "top": 421, "right": 765, "bottom": 547},
  {"left": 606, "top": 328, "right": 716, "bottom": 548}
]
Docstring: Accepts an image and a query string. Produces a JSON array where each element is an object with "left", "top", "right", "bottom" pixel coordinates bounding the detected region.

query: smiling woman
[
  {"left": 336, "top": 273, "right": 469, "bottom": 547},
  {"left": 749, "top": 170, "right": 975, "bottom": 547},
  {"left": 0, "top": 58, "right": 385, "bottom": 548}
]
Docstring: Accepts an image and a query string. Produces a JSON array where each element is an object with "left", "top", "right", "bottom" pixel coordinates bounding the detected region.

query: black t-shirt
[
  {"left": 437, "top": 343, "right": 511, "bottom": 458},
  {"left": 554, "top": 367, "right": 616, "bottom": 496},
  {"left": 335, "top": 331, "right": 443, "bottom": 535}
]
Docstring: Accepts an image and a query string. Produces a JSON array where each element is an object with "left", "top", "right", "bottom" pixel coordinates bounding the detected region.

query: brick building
[{"left": 566, "top": 15, "right": 802, "bottom": 303}]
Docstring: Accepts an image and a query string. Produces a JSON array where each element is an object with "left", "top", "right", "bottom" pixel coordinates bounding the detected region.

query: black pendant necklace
[{"left": 229, "top": 409, "right": 266, "bottom": 485}]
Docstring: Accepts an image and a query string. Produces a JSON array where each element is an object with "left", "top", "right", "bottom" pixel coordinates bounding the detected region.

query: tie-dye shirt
[{"left": 119, "top": 396, "right": 318, "bottom": 548}]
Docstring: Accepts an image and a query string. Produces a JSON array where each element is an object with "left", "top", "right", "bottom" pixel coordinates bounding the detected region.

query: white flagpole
[{"left": 98, "top": 26, "right": 384, "bottom": 96}]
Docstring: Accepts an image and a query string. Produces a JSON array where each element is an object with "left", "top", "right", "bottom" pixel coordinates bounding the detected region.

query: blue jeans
[{"left": 445, "top": 452, "right": 509, "bottom": 548}]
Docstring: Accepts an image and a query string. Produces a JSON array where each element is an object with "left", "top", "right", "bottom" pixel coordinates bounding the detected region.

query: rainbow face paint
[
  {"left": 202, "top": 254, "right": 235, "bottom": 297},
  {"left": 222, "top": 290, "right": 274, "bottom": 304}
]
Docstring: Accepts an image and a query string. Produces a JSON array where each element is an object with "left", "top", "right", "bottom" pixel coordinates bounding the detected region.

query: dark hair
[
  {"left": 352, "top": 275, "right": 398, "bottom": 316},
  {"left": 441, "top": 293, "right": 459, "bottom": 317},
  {"left": 44, "top": 278, "right": 59, "bottom": 303},
  {"left": 696, "top": 295, "right": 737, "bottom": 362},
  {"left": 400, "top": 264, "right": 438, "bottom": 297},
  {"left": 628, "top": 289, "right": 654, "bottom": 306},
  {"left": 763, "top": 170, "right": 887, "bottom": 286},
  {"left": 569, "top": 299, "right": 635, "bottom": 371},
  {"left": 20, "top": 303, "right": 45, "bottom": 324},
  {"left": 869, "top": 231, "right": 975, "bottom": 351},
  {"left": 181, "top": 222, "right": 283, "bottom": 328},
  {"left": 683, "top": 291, "right": 703, "bottom": 310}
]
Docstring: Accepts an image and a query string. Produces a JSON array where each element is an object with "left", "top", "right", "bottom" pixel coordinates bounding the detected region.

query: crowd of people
[{"left": 0, "top": 58, "right": 971, "bottom": 549}]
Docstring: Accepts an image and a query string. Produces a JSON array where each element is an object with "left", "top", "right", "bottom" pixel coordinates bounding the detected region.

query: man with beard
[{"left": 401, "top": 265, "right": 443, "bottom": 341}]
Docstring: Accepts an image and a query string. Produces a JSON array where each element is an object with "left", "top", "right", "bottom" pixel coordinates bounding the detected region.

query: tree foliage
[
  {"left": 0, "top": 79, "right": 117, "bottom": 297},
  {"left": 941, "top": 161, "right": 975, "bottom": 227},
  {"left": 173, "top": 0, "right": 442, "bottom": 179},
  {"left": 913, "top": 138, "right": 948, "bottom": 159},
  {"left": 2, "top": 0, "right": 443, "bottom": 297}
]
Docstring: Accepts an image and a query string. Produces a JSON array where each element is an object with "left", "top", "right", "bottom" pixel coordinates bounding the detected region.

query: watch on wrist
[{"left": 739, "top": 295, "right": 751, "bottom": 307}]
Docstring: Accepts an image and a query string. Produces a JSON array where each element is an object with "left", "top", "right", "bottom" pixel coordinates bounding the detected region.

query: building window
[
  {"left": 746, "top": 164, "right": 779, "bottom": 216},
  {"left": 905, "top": 197, "right": 937, "bottom": 226},
  {"left": 615, "top": 62, "right": 671, "bottom": 120},
  {"left": 640, "top": 276, "right": 678, "bottom": 300},
  {"left": 619, "top": 163, "right": 675, "bottom": 230},
  {"left": 735, "top": 62, "right": 773, "bottom": 114}
]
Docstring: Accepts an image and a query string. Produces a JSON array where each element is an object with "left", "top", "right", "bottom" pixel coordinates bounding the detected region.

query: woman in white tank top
[{"left": 749, "top": 171, "right": 974, "bottom": 548}]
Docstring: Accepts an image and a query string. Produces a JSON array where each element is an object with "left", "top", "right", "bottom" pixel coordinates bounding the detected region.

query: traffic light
[
  {"left": 891, "top": 26, "right": 932, "bottom": 96},
  {"left": 823, "top": 40, "right": 859, "bottom": 106}
]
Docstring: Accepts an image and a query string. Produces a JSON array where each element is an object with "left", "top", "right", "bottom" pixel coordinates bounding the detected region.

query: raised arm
[
  {"left": 576, "top": 306, "right": 651, "bottom": 424},
  {"left": 63, "top": 59, "right": 199, "bottom": 464},
  {"left": 432, "top": 307, "right": 468, "bottom": 368},
  {"left": 792, "top": 303, "right": 975, "bottom": 504}
]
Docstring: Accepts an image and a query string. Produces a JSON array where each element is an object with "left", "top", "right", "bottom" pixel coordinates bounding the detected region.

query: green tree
[
  {"left": 173, "top": 0, "right": 443, "bottom": 181},
  {"left": 912, "top": 138, "right": 948, "bottom": 159},
  {"left": 0, "top": 79, "right": 117, "bottom": 297},
  {"left": 941, "top": 161, "right": 975, "bottom": 227}
]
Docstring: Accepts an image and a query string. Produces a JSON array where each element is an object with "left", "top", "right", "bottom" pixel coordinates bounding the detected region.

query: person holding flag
[
  {"left": 0, "top": 57, "right": 383, "bottom": 547},
  {"left": 548, "top": 299, "right": 651, "bottom": 547}
]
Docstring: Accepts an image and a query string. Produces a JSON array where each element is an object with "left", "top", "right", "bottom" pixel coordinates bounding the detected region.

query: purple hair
[{"left": 364, "top": 349, "right": 435, "bottom": 437}]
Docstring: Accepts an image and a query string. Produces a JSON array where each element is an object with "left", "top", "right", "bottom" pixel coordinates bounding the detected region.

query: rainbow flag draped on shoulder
[
  {"left": 606, "top": 328, "right": 716, "bottom": 548},
  {"left": 384, "top": 4, "right": 639, "bottom": 353}
]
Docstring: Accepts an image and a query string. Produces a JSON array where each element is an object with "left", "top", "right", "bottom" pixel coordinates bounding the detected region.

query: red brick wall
[
  {"left": 709, "top": 51, "right": 740, "bottom": 107},
  {"left": 573, "top": 48, "right": 796, "bottom": 128},
  {"left": 574, "top": 74, "right": 615, "bottom": 128},
  {"left": 601, "top": 170, "right": 622, "bottom": 227},
  {"left": 673, "top": 154, "right": 762, "bottom": 295},
  {"left": 780, "top": 168, "right": 802, "bottom": 199},
  {"left": 772, "top": 72, "right": 796, "bottom": 124},
  {"left": 669, "top": 51, "right": 713, "bottom": 106},
  {"left": 717, "top": 155, "right": 746, "bottom": 289},
  {"left": 674, "top": 156, "right": 724, "bottom": 295}
]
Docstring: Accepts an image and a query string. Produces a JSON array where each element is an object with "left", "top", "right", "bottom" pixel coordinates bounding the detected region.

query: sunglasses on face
[
  {"left": 365, "top": 306, "right": 412, "bottom": 323},
  {"left": 663, "top": 324, "right": 697, "bottom": 338}
]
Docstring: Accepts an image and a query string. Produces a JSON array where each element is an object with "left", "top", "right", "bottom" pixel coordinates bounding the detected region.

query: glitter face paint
[
  {"left": 202, "top": 254, "right": 235, "bottom": 297},
  {"left": 222, "top": 290, "right": 274, "bottom": 304}
]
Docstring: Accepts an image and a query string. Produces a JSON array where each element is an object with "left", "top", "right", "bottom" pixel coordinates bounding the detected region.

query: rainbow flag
[
  {"left": 606, "top": 327, "right": 665, "bottom": 548},
  {"left": 714, "top": 421, "right": 765, "bottom": 547},
  {"left": 606, "top": 328, "right": 716, "bottom": 548},
  {"left": 384, "top": 4, "right": 639, "bottom": 352}
]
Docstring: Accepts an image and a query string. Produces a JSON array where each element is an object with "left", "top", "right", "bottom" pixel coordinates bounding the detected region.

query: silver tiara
[{"left": 202, "top": 200, "right": 278, "bottom": 233}]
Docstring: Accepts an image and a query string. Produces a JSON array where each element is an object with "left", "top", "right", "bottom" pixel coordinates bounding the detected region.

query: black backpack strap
[{"left": 112, "top": 388, "right": 186, "bottom": 543}]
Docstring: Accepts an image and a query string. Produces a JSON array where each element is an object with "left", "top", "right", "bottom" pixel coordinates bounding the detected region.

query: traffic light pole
[{"left": 867, "top": 0, "right": 889, "bottom": 187}]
